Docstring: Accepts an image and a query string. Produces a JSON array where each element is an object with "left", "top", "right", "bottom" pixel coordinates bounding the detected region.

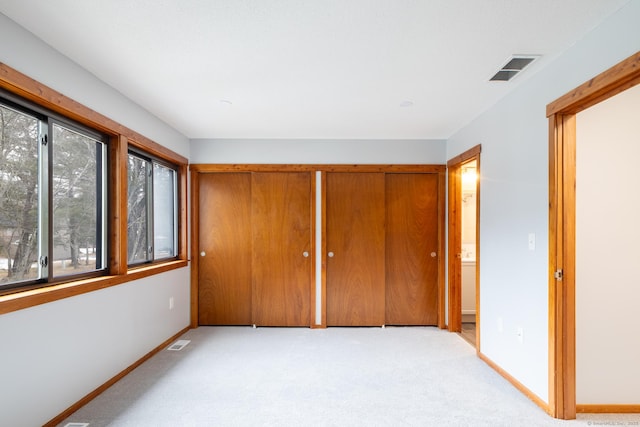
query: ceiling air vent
[{"left": 490, "top": 55, "right": 539, "bottom": 82}]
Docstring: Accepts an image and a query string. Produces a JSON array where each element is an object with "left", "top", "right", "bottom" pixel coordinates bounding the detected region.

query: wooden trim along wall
[
  {"left": 190, "top": 164, "right": 445, "bottom": 173},
  {"left": 318, "top": 171, "right": 328, "bottom": 328},
  {"left": 190, "top": 164, "right": 447, "bottom": 329},
  {"left": 43, "top": 326, "right": 191, "bottom": 427},
  {"left": 437, "top": 167, "right": 447, "bottom": 329},
  {"left": 547, "top": 51, "right": 640, "bottom": 419},
  {"left": 308, "top": 172, "right": 319, "bottom": 328},
  {"left": 0, "top": 62, "right": 188, "bottom": 315},
  {"left": 447, "top": 163, "right": 462, "bottom": 332},
  {"left": 479, "top": 352, "right": 550, "bottom": 414},
  {"left": 576, "top": 405, "right": 640, "bottom": 414},
  {"left": 189, "top": 169, "right": 201, "bottom": 328}
]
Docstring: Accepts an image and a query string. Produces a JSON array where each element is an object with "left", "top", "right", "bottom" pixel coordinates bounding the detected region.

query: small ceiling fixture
[{"left": 490, "top": 55, "right": 540, "bottom": 82}]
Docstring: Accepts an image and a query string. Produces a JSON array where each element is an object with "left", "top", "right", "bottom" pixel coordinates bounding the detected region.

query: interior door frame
[
  {"left": 190, "top": 163, "right": 446, "bottom": 329},
  {"left": 447, "top": 145, "right": 481, "bottom": 347},
  {"left": 546, "top": 51, "right": 640, "bottom": 419}
]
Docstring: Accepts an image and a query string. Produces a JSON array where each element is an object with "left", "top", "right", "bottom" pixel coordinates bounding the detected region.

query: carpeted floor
[{"left": 58, "top": 326, "right": 639, "bottom": 426}]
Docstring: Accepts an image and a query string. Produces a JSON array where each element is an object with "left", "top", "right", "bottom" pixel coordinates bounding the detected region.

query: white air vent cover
[
  {"left": 490, "top": 55, "right": 540, "bottom": 82},
  {"left": 167, "top": 339, "right": 191, "bottom": 351}
]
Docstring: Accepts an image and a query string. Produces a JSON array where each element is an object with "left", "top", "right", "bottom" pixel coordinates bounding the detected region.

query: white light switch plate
[{"left": 528, "top": 233, "right": 535, "bottom": 251}]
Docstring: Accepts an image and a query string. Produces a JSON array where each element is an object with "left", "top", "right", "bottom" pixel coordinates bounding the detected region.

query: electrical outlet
[
  {"left": 169, "top": 296, "right": 174, "bottom": 310},
  {"left": 517, "top": 327, "right": 524, "bottom": 344}
]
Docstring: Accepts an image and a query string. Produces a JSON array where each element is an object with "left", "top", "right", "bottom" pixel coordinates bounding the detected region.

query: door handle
[
  {"left": 328, "top": 252, "right": 334, "bottom": 258},
  {"left": 303, "top": 251, "right": 309, "bottom": 258},
  {"left": 200, "top": 251, "right": 206, "bottom": 257}
]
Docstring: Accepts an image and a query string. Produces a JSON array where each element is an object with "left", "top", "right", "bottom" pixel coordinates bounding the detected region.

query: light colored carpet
[{"left": 59, "top": 326, "right": 639, "bottom": 426}]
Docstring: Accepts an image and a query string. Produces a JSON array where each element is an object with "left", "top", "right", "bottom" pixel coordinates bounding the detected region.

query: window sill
[{"left": 0, "top": 259, "right": 188, "bottom": 316}]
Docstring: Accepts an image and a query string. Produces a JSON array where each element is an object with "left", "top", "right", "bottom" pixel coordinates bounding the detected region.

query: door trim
[
  {"left": 446, "top": 145, "right": 481, "bottom": 342},
  {"left": 546, "top": 51, "right": 640, "bottom": 419},
  {"left": 189, "top": 168, "right": 200, "bottom": 328}
]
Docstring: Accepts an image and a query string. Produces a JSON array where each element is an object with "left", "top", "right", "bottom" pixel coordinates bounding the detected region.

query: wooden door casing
[
  {"left": 326, "top": 172, "right": 386, "bottom": 326},
  {"left": 198, "top": 173, "right": 252, "bottom": 325},
  {"left": 385, "top": 173, "right": 439, "bottom": 325},
  {"left": 251, "top": 172, "right": 312, "bottom": 326}
]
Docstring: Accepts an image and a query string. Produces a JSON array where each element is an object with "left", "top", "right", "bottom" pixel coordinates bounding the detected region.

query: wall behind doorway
[
  {"left": 575, "top": 83, "right": 640, "bottom": 404},
  {"left": 461, "top": 162, "right": 477, "bottom": 324}
]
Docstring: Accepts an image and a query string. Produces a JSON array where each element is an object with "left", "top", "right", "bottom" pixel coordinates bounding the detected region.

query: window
[
  {"left": 0, "top": 65, "right": 187, "bottom": 311},
  {"left": 127, "top": 151, "right": 177, "bottom": 265},
  {"left": 0, "top": 97, "right": 107, "bottom": 290},
  {"left": 52, "top": 122, "right": 106, "bottom": 277}
]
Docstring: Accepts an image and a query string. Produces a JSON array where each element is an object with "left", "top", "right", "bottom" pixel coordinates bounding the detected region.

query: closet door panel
[
  {"left": 326, "top": 172, "right": 385, "bottom": 326},
  {"left": 252, "top": 172, "right": 312, "bottom": 326},
  {"left": 198, "top": 173, "right": 252, "bottom": 325},
  {"left": 385, "top": 173, "right": 439, "bottom": 325}
]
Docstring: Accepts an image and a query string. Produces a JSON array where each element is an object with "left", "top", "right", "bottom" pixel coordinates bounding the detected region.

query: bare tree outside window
[
  {"left": 1, "top": 99, "right": 107, "bottom": 290},
  {"left": 153, "top": 163, "right": 176, "bottom": 260},
  {"left": 127, "top": 152, "right": 177, "bottom": 265},
  {"left": 127, "top": 154, "right": 149, "bottom": 264},
  {"left": 0, "top": 104, "right": 40, "bottom": 285},
  {"left": 1, "top": 87, "right": 182, "bottom": 292},
  {"left": 52, "top": 123, "right": 102, "bottom": 276}
]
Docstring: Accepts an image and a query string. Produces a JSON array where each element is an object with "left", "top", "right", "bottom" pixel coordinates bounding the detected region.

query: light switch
[{"left": 528, "top": 233, "right": 535, "bottom": 251}]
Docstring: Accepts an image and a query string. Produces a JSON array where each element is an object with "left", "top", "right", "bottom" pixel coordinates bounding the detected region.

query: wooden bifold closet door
[{"left": 198, "top": 172, "right": 311, "bottom": 327}]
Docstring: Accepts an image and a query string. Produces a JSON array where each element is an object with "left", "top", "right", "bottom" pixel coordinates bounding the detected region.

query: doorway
[
  {"left": 447, "top": 145, "right": 481, "bottom": 350},
  {"left": 460, "top": 161, "right": 478, "bottom": 345},
  {"left": 574, "top": 84, "right": 640, "bottom": 409},
  {"left": 547, "top": 51, "right": 640, "bottom": 418}
]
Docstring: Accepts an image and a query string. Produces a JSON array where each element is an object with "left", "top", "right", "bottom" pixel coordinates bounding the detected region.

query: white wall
[
  {"left": 0, "top": 14, "right": 188, "bottom": 157},
  {"left": 0, "top": 13, "right": 191, "bottom": 426},
  {"left": 0, "top": 270, "right": 190, "bottom": 426},
  {"left": 191, "top": 138, "right": 446, "bottom": 164},
  {"left": 446, "top": 0, "right": 640, "bottom": 403},
  {"left": 576, "top": 84, "right": 640, "bottom": 404}
]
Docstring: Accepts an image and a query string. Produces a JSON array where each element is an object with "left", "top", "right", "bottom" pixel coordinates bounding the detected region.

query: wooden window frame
[
  {"left": 0, "top": 62, "right": 188, "bottom": 315},
  {"left": 547, "top": 51, "right": 640, "bottom": 419}
]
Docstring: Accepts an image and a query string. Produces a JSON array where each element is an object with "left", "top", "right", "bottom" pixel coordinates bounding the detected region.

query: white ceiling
[{"left": 0, "top": 0, "right": 630, "bottom": 139}]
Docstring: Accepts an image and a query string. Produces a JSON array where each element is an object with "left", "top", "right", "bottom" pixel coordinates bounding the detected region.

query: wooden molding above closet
[{"left": 190, "top": 164, "right": 445, "bottom": 173}]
